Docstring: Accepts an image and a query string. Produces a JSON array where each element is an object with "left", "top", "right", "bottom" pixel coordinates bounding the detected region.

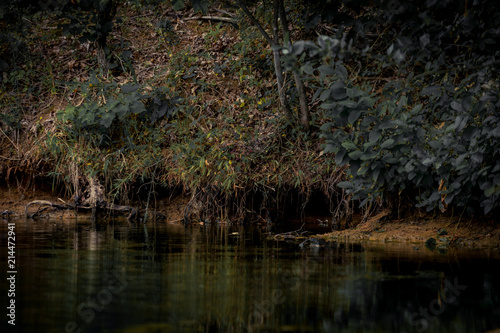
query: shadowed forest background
[{"left": 1, "top": 0, "right": 499, "bottom": 225}]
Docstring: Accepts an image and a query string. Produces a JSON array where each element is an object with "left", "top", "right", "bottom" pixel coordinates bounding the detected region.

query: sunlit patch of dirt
[{"left": 320, "top": 210, "right": 500, "bottom": 249}]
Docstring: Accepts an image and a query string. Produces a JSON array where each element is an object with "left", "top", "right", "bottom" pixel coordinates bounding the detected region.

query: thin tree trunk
[
  {"left": 293, "top": 71, "right": 310, "bottom": 131},
  {"left": 236, "top": 0, "right": 294, "bottom": 122},
  {"left": 278, "top": 0, "right": 310, "bottom": 131},
  {"left": 97, "top": 39, "right": 109, "bottom": 73},
  {"left": 95, "top": 0, "right": 118, "bottom": 74},
  {"left": 272, "top": 0, "right": 293, "bottom": 121}
]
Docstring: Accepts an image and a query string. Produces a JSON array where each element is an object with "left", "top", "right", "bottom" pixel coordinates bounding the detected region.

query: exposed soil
[
  {"left": 0, "top": 185, "right": 188, "bottom": 223},
  {"left": 319, "top": 209, "right": 500, "bottom": 250},
  {"left": 2, "top": 186, "right": 499, "bottom": 251}
]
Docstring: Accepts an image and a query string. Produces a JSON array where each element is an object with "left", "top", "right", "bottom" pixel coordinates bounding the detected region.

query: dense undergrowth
[
  {"left": 1, "top": 3, "right": 346, "bottom": 222},
  {"left": 1, "top": 0, "right": 499, "bottom": 223}
]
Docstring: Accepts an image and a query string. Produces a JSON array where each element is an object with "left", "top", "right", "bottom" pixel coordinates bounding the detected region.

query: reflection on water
[{"left": 1, "top": 219, "right": 499, "bottom": 333}]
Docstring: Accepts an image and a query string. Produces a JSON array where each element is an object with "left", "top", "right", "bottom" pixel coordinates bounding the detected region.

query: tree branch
[
  {"left": 236, "top": 0, "right": 274, "bottom": 46},
  {"left": 184, "top": 16, "right": 237, "bottom": 25}
]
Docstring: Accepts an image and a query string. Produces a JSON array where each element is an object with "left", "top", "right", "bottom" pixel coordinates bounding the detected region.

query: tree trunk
[
  {"left": 236, "top": 0, "right": 294, "bottom": 122},
  {"left": 293, "top": 70, "right": 310, "bottom": 131},
  {"left": 272, "top": 49, "right": 294, "bottom": 121},
  {"left": 96, "top": 40, "right": 108, "bottom": 73},
  {"left": 272, "top": 0, "right": 294, "bottom": 122},
  {"left": 278, "top": 0, "right": 310, "bottom": 131},
  {"left": 95, "top": 0, "right": 118, "bottom": 74}
]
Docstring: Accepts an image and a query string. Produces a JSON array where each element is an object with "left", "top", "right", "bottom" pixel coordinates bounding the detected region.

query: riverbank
[
  {"left": 2, "top": 186, "right": 499, "bottom": 250},
  {"left": 1, "top": 2, "right": 499, "bottom": 248},
  {"left": 320, "top": 212, "right": 500, "bottom": 250}
]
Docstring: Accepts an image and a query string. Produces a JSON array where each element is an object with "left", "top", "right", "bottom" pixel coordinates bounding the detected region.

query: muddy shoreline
[{"left": 2, "top": 187, "right": 499, "bottom": 250}]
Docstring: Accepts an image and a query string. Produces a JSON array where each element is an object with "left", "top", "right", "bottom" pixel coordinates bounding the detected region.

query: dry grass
[{"left": 0, "top": 2, "right": 348, "bottom": 223}]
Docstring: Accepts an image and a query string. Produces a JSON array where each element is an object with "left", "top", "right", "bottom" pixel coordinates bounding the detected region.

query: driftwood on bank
[{"left": 25, "top": 199, "right": 138, "bottom": 221}]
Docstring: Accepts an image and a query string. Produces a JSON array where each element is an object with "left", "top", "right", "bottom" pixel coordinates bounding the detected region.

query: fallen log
[{"left": 25, "top": 199, "right": 138, "bottom": 221}]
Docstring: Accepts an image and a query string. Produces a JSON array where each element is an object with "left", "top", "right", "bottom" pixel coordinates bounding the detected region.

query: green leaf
[
  {"left": 330, "top": 81, "right": 347, "bottom": 100},
  {"left": 484, "top": 203, "right": 494, "bottom": 214},
  {"left": 380, "top": 138, "right": 395, "bottom": 149},
  {"left": 421, "top": 86, "right": 440, "bottom": 96},
  {"left": 485, "top": 185, "right": 499, "bottom": 197},
  {"left": 100, "top": 111, "right": 115, "bottom": 128},
  {"left": 404, "top": 162, "right": 414, "bottom": 172},
  {"left": 324, "top": 144, "right": 337, "bottom": 153},
  {"left": 387, "top": 43, "right": 394, "bottom": 55},
  {"left": 348, "top": 111, "right": 362, "bottom": 123},
  {"left": 357, "top": 164, "right": 370, "bottom": 176},
  {"left": 192, "top": 0, "right": 209, "bottom": 13},
  {"left": 335, "top": 64, "right": 348, "bottom": 79},
  {"left": 411, "top": 104, "right": 423, "bottom": 115},
  {"left": 121, "top": 83, "right": 140, "bottom": 94},
  {"left": 369, "top": 129, "right": 381, "bottom": 142},
  {"left": 318, "top": 65, "right": 335, "bottom": 75},
  {"left": 319, "top": 89, "right": 331, "bottom": 101},
  {"left": 302, "top": 63, "right": 314, "bottom": 75},
  {"left": 341, "top": 141, "right": 357, "bottom": 150},
  {"left": 335, "top": 149, "right": 346, "bottom": 164},
  {"left": 320, "top": 122, "right": 333, "bottom": 131},
  {"left": 291, "top": 41, "right": 306, "bottom": 55},
  {"left": 378, "top": 120, "right": 396, "bottom": 130},
  {"left": 114, "top": 104, "right": 129, "bottom": 119},
  {"left": 81, "top": 110, "right": 96, "bottom": 126},
  {"left": 320, "top": 102, "right": 336, "bottom": 110},
  {"left": 172, "top": 0, "right": 185, "bottom": 10},
  {"left": 106, "top": 97, "right": 120, "bottom": 110},
  {"left": 130, "top": 100, "right": 146, "bottom": 114},
  {"left": 337, "top": 181, "right": 353, "bottom": 189},
  {"left": 450, "top": 101, "right": 463, "bottom": 112},
  {"left": 348, "top": 150, "right": 364, "bottom": 159}
]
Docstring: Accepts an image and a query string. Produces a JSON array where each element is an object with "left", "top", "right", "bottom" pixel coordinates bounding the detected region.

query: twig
[
  {"left": 183, "top": 16, "right": 237, "bottom": 25},
  {"left": 0, "top": 127, "right": 19, "bottom": 151},
  {"left": 273, "top": 223, "right": 306, "bottom": 239},
  {"left": 213, "top": 8, "right": 235, "bottom": 18},
  {"left": 0, "top": 155, "right": 21, "bottom": 161}
]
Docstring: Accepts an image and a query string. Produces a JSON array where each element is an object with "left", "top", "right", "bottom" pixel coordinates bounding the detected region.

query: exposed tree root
[{"left": 25, "top": 199, "right": 138, "bottom": 221}]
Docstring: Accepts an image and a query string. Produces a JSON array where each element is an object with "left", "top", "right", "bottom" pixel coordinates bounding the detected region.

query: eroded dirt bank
[
  {"left": 319, "top": 211, "right": 500, "bottom": 250},
  {"left": 2, "top": 186, "right": 499, "bottom": 250}
]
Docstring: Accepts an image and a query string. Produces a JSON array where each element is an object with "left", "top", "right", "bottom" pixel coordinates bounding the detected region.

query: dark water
[{"left": 1, "top": 219, "right": 500, "bottom": 333}]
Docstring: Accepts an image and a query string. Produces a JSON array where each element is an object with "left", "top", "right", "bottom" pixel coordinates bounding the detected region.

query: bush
[{"left": 283, "top": 0, "right": 500, "bottom": 215}]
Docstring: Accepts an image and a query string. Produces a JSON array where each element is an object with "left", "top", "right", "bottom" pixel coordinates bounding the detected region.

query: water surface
[{"left": 1, "top": 218, "right": 499, "bottom": 333}]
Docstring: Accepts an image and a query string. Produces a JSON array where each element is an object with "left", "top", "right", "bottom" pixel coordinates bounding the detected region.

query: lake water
[{"left": 1, "top": 218, "right": 500, "bottom": 333}]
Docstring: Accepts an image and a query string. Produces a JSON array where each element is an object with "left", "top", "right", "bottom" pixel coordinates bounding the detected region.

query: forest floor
[{"left": 2, "top": 185, "right": 499, "bottom": 250}]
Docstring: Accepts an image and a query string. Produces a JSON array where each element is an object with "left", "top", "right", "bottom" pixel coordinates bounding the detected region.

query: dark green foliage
[
  {"left": 286, "top": 0, "right": 500, "bottom": 215},
  {"left": 172, "top": 0, "right": 209, "bottom": 12},
  {"left": 0, "top": 0, "right": 38, "bottom": 73},
  {"left": 59, "top": 0, "right": 118, "bottom": 44},
  {"left": 57, "top": 76, "right": 179, "bottom": 147},
  {"left": 0, "top": 107, "right": 21, "bottom": 132}
]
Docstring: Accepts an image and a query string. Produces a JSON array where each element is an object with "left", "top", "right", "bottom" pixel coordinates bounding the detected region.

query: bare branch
[{"left": 236, "top": 0, "right": 274, "bottom": 46}]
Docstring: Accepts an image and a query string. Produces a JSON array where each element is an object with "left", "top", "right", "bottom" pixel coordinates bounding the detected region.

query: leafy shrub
[
  {"left": 57, "top": 76, "right": 179, "bottom": 147},
  {"left": 285, "top": 0, "right": 500, "bottom": 215}
]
